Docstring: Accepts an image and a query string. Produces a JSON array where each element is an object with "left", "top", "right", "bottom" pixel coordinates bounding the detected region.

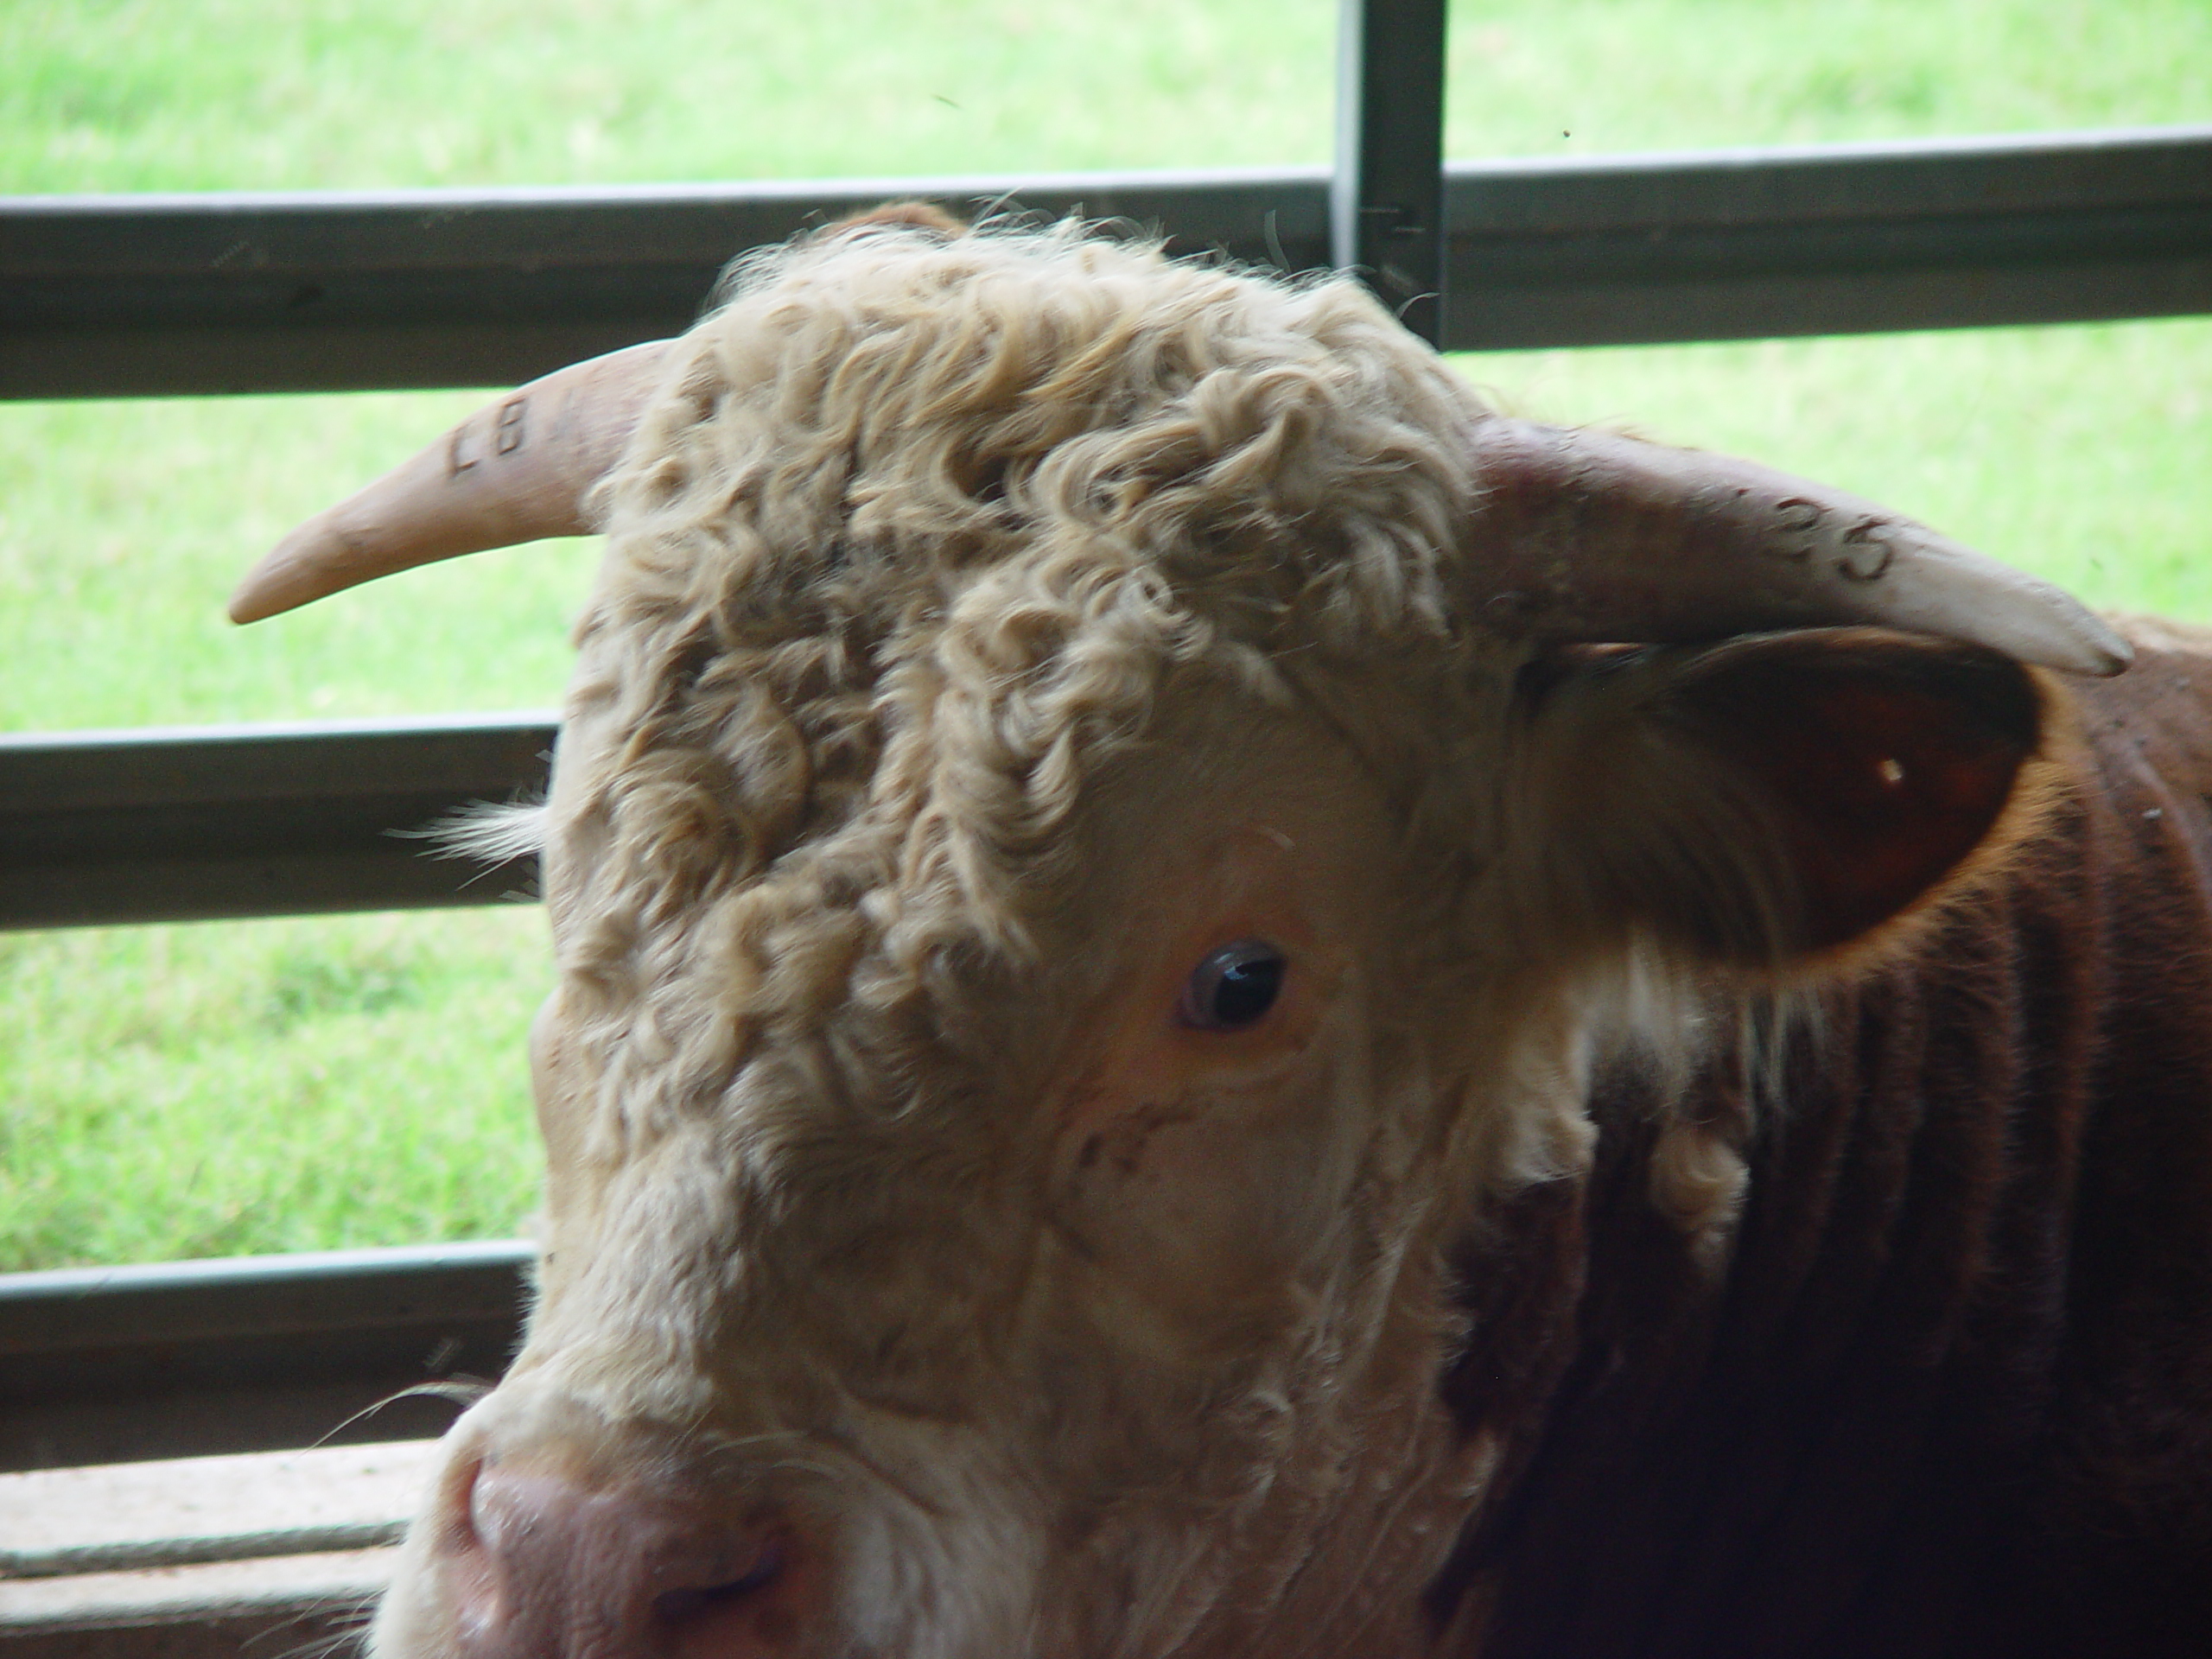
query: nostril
[
  {"left": 435, "top": 1455, "right": 507, "bottom": 1649},
  {"left": 442, "top": 1459, "right": 815, "bottom": 1657},
  {"left": 448, "top": 1452, "right": 488, "bottom": 1546},
  {"left": 652, "top": 1536, "right": 787, "bottom": 1624}
]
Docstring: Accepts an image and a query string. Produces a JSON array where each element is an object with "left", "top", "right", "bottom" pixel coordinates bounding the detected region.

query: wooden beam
[{"left": 0, "top": 1443, "right": 432, "bottom": 1659}]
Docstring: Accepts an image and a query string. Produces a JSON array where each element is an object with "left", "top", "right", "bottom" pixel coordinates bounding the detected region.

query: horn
[
  {"left": 1461, "top": 420, "right": 2130, "bottom": 677},
  {"left": 229, "top": 339, "right": 676, "bottom": 623}
]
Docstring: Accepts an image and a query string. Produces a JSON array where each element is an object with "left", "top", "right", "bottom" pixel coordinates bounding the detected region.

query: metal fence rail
[
  {"left": 6, "top": 124, "right": 2209, "bottom": 397},
  {"left": 0, "top": 1241, "right": 530, "bottom": 1471},
  {"left": 0, "top": 715, "right": 551, "bottom": 930}
]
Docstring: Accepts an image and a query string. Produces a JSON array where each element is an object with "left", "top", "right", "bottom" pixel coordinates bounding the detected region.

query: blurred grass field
[{"left": 2, "top": 0, "right": 2208, "bottom": 1268}]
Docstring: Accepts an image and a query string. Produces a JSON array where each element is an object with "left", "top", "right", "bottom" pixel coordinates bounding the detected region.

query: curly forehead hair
[{"left": 556, "top": 218, "right": 1494, "bottom": 991}]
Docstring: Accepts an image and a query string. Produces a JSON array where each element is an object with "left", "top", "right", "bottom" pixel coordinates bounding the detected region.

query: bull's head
[{"left": 239, "top": 215, "right": 2124, "bottom": 1659}]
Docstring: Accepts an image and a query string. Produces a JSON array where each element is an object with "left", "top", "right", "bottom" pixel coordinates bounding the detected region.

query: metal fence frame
[
  {"left": 3, "top": 5, "right": 2210, "bottom": 1470},
  {"left": 7, "top": 124, "right": 2210, "bottom": 400}
]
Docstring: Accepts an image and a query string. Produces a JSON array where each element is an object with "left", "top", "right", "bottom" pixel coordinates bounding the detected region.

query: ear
[{"left": 1510, "top": 628, "right": 2048, "bottom": 968}]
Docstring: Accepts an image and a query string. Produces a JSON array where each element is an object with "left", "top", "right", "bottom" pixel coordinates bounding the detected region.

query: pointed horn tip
[
  {"left": 223, "top": 337, "right": 677, "bottom": 624},
  {"left": 1919, "top": 597, "right": 2130, "bottom": 678},
  {"left": 1856, "top": 518, "right": 2131, "bottom": 679},
  {"left": 1989, "top": 566, "right": 2133, "bottom": 677},
  {"left": 2071, "top": 623, "right": 2134, "bottom": 678},
  {"left": 2024, "top": 632, "right": 2132, "bottom": 678},
  {"left": 226, "top": 585, "right": 288, "bottom": 626},
  {"left": 226, "top": 565, "right": 290, "bottom": 626},
  {"left": 227, "top": 532, "right": 327, "bottom": 625},
  {"left": 1466, "top": 415, "right": 2137, "bottom": 680}
]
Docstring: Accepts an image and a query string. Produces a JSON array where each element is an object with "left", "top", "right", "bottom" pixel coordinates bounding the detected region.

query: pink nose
[{"left": 447, "top": 1459, "right": 814, "bottom": 1658}]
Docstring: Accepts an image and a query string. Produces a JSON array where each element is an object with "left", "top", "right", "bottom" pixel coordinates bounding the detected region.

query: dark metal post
[{"left": 1332, "top": 0, "right": 1449, "bottom": 344}]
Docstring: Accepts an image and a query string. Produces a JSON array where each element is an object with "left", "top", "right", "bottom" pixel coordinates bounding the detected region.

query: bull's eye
[{"left": 1179, "top": 939, "right": 1287, "bottom": 1031}]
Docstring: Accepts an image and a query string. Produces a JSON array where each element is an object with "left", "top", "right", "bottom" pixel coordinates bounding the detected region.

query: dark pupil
[{"left": 1209, "top": 953, "right": 1284, "bottom": 1027}]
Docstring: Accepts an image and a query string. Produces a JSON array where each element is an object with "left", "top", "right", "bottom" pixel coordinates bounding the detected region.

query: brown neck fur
[{"left": 1430, "top": 624, "right": 2212, "bottom": 1658}]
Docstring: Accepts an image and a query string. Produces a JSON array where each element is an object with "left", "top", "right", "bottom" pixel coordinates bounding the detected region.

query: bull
[{"left": 236, "top": 211, "right": 2212, "bottom": 1657}]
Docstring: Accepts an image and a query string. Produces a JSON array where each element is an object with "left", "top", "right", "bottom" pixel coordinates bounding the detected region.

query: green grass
[
  {"left": 0, "top": 392, "right": 598, "bottom": 731},
  {"left": 1441, "top": 0, "right": 2212, "bottom": 158},
  {"left": 4, "top": 0, "right": 2205, "bottom": 192},
  {"left": 2, "top": 0, "right": 2207, "bottom": 1268},
  {"left": 0, "top": 911, "right": 545, "bottom": 1273}
]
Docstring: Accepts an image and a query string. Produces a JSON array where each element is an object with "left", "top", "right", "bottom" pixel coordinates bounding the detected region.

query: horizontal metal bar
[
  {"left": 0, "top": 167, "right": 1332, "bottom": 397},
  {"left": 0, "top": 1236, "right": 532, "bottom": 1353},
  {"left": 0, "top": 1242, "right": 531, "bottom": 1471},
  {"left": 1443, "top": 124, "right": 2212, "bottom": 348},
  {"left": 0, "top": 1550, "right": 394, "bottom": 1659},
  {"left": 0, "top": 1441, "right": 431, "bottom": 1577},
  {"left": 3, "top": 126, "right": 2209, "bottom": 397},
  {"left": 0, "top": 714, "right": 554, "bottom": 930}
]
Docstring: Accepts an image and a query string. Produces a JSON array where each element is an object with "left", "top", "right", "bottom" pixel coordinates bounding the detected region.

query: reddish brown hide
[{"left": 1435, "top": 630, "right": 2212, "bottom": 1659}]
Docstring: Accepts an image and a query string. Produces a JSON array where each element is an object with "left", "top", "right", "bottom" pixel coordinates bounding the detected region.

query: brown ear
[{"left": 1514, "top": 629, "right": 2046, "bottom": 966}]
